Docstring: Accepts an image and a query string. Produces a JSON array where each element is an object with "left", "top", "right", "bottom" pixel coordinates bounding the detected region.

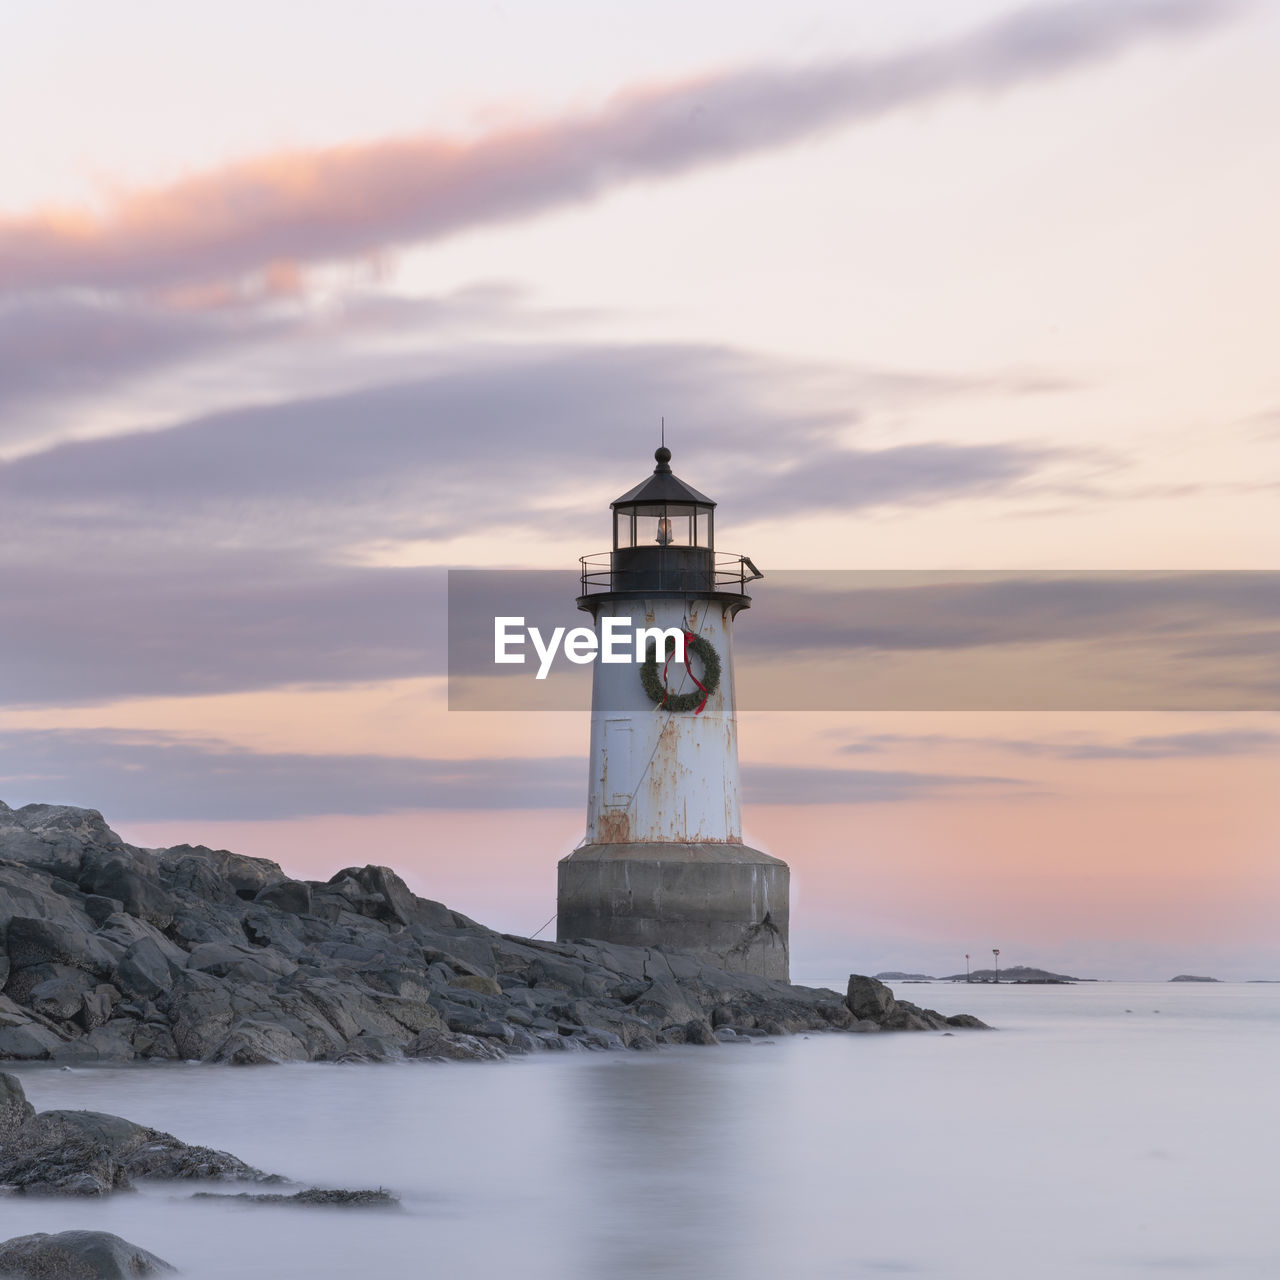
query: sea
[{"left": 4, "top": 980, "right": 1278, "bottom": 1279}]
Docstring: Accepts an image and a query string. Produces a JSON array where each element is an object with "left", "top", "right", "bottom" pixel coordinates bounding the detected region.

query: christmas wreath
[{"left": 640, "top": 630, "right": 721, "bottom": 714}]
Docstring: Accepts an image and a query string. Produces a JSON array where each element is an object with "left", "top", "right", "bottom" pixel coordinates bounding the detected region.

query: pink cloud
[{"left": 0, "top": 0, "right": 1248, "bottom": 296}]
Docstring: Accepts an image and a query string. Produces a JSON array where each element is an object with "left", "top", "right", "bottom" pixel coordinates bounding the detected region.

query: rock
[
  {"left": 158, "top": 844, "right": 286, "bottom": 900},
  {"left": 527, "top": 955, "right": 607, "bottom": 998},
  {"left": 683, "top": 1018, "right": 718, "bottom": 1045},
  {"left": 333, "top": 1032, "right": 403, "bottom": 1063},
  {"left": 0, "top": 1097, "right": 275, "bottom": 1195},
  {"left": 112, "top": 938, "right": 186, "bottom": 1001},
  {"left": 79, "top": 855, "right": 174, "bottom": 929},
  {"left": 326, "top": 865, "right": 416, "bottom": 926},
  {"left": 83, "top": 895, "right": 122, "bottom": 925},
  {"left": 0, "top": 804, "right": 123, "bottom": 879},
  {"left": 29, "top": 973, "right": 92, "bottom": 1022},
  {"left": 944, "top": 1013, "right": 989, "bottom": 1029},
  {"left": 194, "top": 1186, "right": 398, "bottom": 1207},
  {"left": 50, "top": 1022, "right": 137, "bottom": 1065},
  {"left": 0, "top": 1071, "right": 35, "bottom": 1132},
  {"left": 254, "top": 879, "right": 312, "bottom": 915},
  {"left": 0, "top": 1111, "right": 134, "bottom": 1194},
  {"left": 95, "top": 914, "right": 185, "bottom": 961},
  {"left": 0, "top": 1231, "right": 175, "bottom": 1279},
  {"left": 79, "top": 985, "right": 121, "bottom": 1031},
  {"left": 206, "top": 1019, "right": 310, "bottom": 1065},
  {"left": 185, "top": 941, "right": 296, "bottom": 982},
  {"left": 450, "top": 974, "right": 502, "bottom": 996},
  {"left": 0, "top": 1076, "right": 407, "bottom": 1222},
  {"left": 846, "top": 974, "right": 898, "bottom": 1021},
  {"left": 403, "top": 1027, "right": 506, "bottom": 1062},
  {"left": 36, "top": 1109, "right": 153, "bottom": 1151},
  {"left": 629, "top": 979, "right": 704, "bottom": 1029},
  {"left": 121, "top": 1134, "right": 276, "bottom": 1182},
  {"left": 0, "top": 1024, "right": 65, "bottom": 1060},
  {"left": 6, "top": 917, "right": 117, "bottom": 978},
  {"left": 0, "top": 801, "right": 987, "bottom": 1066}
]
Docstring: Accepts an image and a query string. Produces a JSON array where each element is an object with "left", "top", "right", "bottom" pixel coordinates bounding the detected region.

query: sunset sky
[{"left": 1, "top": 0, "right": 1277, "bottom": 980}]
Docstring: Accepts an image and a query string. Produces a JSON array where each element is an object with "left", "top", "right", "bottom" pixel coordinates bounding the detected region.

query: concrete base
[{"left": 557, "top": 842, "right": 790, "bottom": 981}]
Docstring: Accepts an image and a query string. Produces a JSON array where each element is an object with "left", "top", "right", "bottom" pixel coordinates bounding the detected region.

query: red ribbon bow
[{"left": 661, "top": 629, "right": 709, "bottom": 714}]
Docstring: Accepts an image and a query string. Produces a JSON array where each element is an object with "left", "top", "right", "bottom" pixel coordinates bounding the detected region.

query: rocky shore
[
  {"left": 1, "top": 801, "right": 986, "bottom": 1067},
  {"left": 0, "top": 1069, "right": 393, "bottom": 1275},
  {"left": 0, "top": 1070, "right": 390, "bottom": 1202}
]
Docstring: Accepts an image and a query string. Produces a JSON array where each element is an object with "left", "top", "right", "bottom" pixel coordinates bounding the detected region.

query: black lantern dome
[
  {"left": 578, "top": 447, "right": 759, "bottom": 608},
  {"left": 610, "top": 446, "right": 715, "bottom": 554}
]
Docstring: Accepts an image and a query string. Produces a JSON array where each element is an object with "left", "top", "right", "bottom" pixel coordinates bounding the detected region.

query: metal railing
[{"left": 579, "top": 550, "right": 763, "bottom": 597}]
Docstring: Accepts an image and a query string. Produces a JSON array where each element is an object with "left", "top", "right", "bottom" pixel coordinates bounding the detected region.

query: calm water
[{"left": 5, "top": 981, "right": 1278, "bottom": 1279}]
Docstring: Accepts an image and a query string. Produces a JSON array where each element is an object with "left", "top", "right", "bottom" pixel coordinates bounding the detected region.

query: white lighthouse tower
[{"left": 557, "top": 445, "right": 790, "bottom": 980}]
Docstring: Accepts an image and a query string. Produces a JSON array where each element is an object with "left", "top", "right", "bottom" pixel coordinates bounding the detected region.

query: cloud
[
  {"left": 0, "top": 342, "right": 1083, "bottom": 707},
  {"left": 0, "top": 342, "right": 1061, "bottom": 525},
  {"left": 740, "top": 763, "right": 1024, "bottom": 805},
  {"left": 1050, "top": 728, "right": 1280, "bottom": 758},
  {"left": 0, "top": 282, "right": 553, "bottom": 453},
  {"left": 0, "top": 730, "right": 577, "bottom": 820},
  {"left": 0, "top": 1, "right": 1249, "bottom": 296},
  {"left": 0, "top": 729, "right": 1019, "bottom": 821},
  {"left": 730, "top": 443, "right": 1057, "bottom": 513},
  {"left": 747, "top": 572, "right": 1280, "bottom": 656},
  {"left": 0, "top": 551, "right": 445, "bottom": 708},
  {"left": 0, "top": 293, "right": 290, "bottom": 425},
  {"left": 840, "top": 726, "right": 1280, "bottom": 759}
]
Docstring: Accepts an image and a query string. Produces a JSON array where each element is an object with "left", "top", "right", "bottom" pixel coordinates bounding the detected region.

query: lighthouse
[{"left": 557, "top": 446, "right": 790, "bottom": 980}]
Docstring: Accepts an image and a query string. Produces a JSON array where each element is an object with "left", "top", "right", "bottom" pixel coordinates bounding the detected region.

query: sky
[{"left": 1, "top": 0, "right": 1277, "bottom": 981}]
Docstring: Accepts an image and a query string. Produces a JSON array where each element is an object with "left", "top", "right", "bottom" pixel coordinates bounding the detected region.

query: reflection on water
[{"left": 3, "top": 983, "right": 1278, "bottom": 1279}]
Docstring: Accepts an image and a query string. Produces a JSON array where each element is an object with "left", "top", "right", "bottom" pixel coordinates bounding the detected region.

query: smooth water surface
[{"left": 4, "top": 982, "right": 1278, "bottom": 1279}]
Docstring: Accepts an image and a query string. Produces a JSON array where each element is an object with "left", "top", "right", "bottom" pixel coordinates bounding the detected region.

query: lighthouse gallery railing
[{"left": 579, "top": 551, "right": 762, "bottom": 597}]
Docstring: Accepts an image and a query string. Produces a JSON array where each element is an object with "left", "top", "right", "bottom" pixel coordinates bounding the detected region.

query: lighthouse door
[{"left": 602, "top": 719, "right": 632, "bottom": 809}]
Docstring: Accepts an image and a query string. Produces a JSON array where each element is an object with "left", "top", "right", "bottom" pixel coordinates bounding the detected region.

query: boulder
[
  {"left": 79, "top": 985, "right": 121, "bottom": 1031},
  {"left": 157, "top": 844, "right": 286, "bottom": 900},
  {"left": 0, "top": 803, "right": 122, "bottom": 880},
  {"left": 112, "top": 937, "right": 186, "bottom": 1001},
  {"left": 254, "top": 879, "right": 312, "bottom": 915},
  {"left": 0, "top": 1023, "right": 65, "bottom": 1060},
  {"left": 0, "top": 1110, "right": 134, "bottom": 1194},
  {"left": 206, "top": 1019, "right": 310, "bottom": 1065},
  {"left": 28, "top": 973, "right": 92, "bottom": 1022},
  {"left": 50, "top": 1022, "right": 138, "bottom": 1065},
  {"left": 6, "top": 916, "right": 117, "bottom": 978},
  {"left": 0, "top": 1070, "right": 35, "bottom": 1132},
  {"left": 403, "top": 1027, "right": 506, "bottom": 1062},
  {"left": 95, "top": 913, "right": 185, "bottom": 961},
  {"left": 326, "top": 864, "right": 433, "bottom": 928},
  {"left": 846, "top": 974, "right": 898, "bottom": 1021},
  {"left": 944, "top": 1013, "right": 989, "bottom": 1029},
  {"left": 0, "top": 1100, "right": 274, "bottom": 1194},
  {"left": 83, "top": 895, "right": 123, "bottom": 925},
  {"left": 629, "top": 979, "right": 704, "bottom": 1030},
  {"left": 682, "top": 1018, "right": 718, "bottom": 1045},
  {"left": 0, "top": 1231, "right": 175, "bottom": 1279},
  {"left": 79, "top": 855, "right": 173, "bottom": 928}
]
